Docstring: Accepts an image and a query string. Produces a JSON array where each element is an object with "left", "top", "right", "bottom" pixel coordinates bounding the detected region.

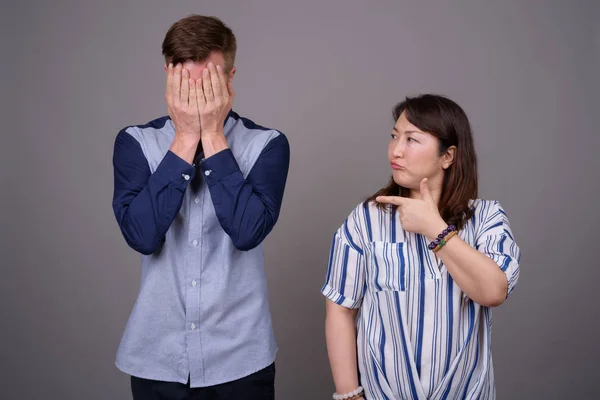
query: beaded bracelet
[
  {"left": 432, "top": 230, "right": 457, "bottom": 252},
  {"left": 333, "top": 386, "right": 364, "bottom": 400},
  {"left": 428, "top": 224, "right": 457, "bottom": 253}
]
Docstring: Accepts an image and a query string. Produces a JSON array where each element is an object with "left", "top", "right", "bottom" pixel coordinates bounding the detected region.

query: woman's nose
[{"left": 392, "top": 140, "right": 405, "bottom": 158}]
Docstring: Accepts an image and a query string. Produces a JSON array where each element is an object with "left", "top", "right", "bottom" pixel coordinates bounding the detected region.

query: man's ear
[{"left": 228, "top": 66, "right": 236, "bottom": 82}]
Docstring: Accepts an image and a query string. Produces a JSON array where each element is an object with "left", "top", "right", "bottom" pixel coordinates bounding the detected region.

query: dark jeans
[{"left": 131, "top": 363, "right": 275, "bottom": 400}]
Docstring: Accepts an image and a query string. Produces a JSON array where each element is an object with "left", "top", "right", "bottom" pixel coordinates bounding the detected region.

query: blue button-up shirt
[{"left": 111, "top": 111, "right": 289, "bottom": 387}]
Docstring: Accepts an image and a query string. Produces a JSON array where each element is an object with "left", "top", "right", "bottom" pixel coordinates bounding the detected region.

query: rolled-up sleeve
[
  {"left": 475, "top": 201, "right": 521, "bottom": 298},
  {"left": 322, "top": 209, "right": 367, "bottom": 309}
]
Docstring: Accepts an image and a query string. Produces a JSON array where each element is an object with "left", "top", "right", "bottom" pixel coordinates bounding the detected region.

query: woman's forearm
[
  {"left": 325, "top": 300, "right": 361, "bottom": 395},
  {"left": 434, "top": 236, "right": 508, "bottom": 307}
]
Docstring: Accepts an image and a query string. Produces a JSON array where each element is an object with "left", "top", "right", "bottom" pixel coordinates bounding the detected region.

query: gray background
[{"left": 1, "top": 0, "right": 599, "bottom": 399}]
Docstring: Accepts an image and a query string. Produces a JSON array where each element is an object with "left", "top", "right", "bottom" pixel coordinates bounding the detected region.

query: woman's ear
[{"left": 442, "top": 146, "right": 456, "bottom": 169}]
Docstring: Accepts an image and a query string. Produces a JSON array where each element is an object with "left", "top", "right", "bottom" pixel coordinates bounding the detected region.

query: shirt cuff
[
  {"left": 199, "top": 149, "right": 240, "bottom": 184},
  {"left": 153, "top": 150, "right": 196, "bottom": 185}
]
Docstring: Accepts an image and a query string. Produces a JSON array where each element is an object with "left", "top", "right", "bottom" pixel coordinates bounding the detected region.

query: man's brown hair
[{"left": 161, "top": 15, "right": 237, "bottom": 72}]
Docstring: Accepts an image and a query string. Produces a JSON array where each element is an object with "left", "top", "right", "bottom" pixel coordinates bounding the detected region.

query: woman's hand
[{"left": 376, "top": 178, "right": 447, "bottom": 239}]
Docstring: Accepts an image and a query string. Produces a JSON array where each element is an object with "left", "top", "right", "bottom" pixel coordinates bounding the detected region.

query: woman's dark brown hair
[
  {"left": 366, "top": 94, "right": 478, "bottom": 230},
  {"left": 161, "top": 15, "right": 237, "bottom": 72}
]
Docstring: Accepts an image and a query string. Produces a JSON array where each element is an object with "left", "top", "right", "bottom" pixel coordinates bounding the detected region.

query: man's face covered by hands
[{"left": 166, "top": 51, "right": 235, "bottom": 83}]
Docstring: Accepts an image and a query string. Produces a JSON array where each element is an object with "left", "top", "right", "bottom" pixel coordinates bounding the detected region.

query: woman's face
[{"left": 388, "top": 111, "right": 454, "bottom": 191}]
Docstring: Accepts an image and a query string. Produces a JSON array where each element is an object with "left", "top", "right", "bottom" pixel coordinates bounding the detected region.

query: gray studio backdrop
[{"left": 2, "top": 0, "right": 599, "bottom": 399}]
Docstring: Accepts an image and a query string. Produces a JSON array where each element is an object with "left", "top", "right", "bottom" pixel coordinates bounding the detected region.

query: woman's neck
[{"left": 409, "top": 185, "right": 442, "bottom": 205}]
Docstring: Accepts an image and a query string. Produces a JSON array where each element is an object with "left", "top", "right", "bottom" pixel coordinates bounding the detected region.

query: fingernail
[
  {"left": 168, "top": 63, "right": 173, "bottom": 69},
  {"left": 216, "top": 65, "right": 221, "bottom": 71},
  {"left": 208, "top": 62, "right": 214, "bottom": 68}
]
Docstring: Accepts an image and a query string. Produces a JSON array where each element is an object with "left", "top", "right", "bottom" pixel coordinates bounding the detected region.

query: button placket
[{"left": 185, "top": 187, "right": 204, "bottom": 344}]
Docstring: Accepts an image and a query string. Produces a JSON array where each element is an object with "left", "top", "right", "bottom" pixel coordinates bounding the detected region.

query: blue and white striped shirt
[{"left": 322, "top": 199, "right": 520, "bottom": 399}]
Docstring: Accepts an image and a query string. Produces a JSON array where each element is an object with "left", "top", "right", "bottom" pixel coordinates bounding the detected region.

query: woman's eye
[
  {"left": 391, "top": 134, "right": 397, "bottom": 139},
  {"left": 407, "top": 137, "right": 417, "bottom": 143}
]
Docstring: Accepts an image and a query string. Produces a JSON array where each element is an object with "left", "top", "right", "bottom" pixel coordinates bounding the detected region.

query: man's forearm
[
  {"left": 200, "top": 134, "right": 289, "bottom": 251},
  {"left": 170, "top": 133, "right": 200, "bottom": 165},
  {"left": 201, "top": 130, "right": 229, "bottom": 159},
  {"left": 113, "top": 131, "right": 195, "bottom": 255}
]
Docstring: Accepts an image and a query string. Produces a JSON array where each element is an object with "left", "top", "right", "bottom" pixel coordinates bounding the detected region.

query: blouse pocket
[{"left": 368, "top": 241, "right": 407, "bottom": 292}]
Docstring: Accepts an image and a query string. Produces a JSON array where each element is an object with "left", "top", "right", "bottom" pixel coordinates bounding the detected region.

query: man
[{"left": 112, "top": 15, "right": 289, "bottom": 400}]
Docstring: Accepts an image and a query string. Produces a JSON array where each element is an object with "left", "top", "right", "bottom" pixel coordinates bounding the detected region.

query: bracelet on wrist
[
  {"left": 428, "top": 224, "right": 457, "bottom": 253},
  {"left": 333, "top": 386, "right": 364, "bottom": 400}
]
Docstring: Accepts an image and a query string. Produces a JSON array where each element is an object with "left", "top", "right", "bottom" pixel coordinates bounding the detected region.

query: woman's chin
[{"left": 392, "top": 174, "right": 418, "bottom": 190}]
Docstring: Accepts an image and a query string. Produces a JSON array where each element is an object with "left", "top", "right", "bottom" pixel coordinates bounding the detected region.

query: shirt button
[
  {"left": 194, "top": 197, "right": 200, "bottom": 204},
  {"left": 191, "top": 323, "right": 196, "bottom": 330},
  {"left": 204, "top": 170, "right": 212, "bottom": 176},
  {"left": 192, "top": 280, "right": 197, "bottom": 287},
  {"left": 192, "top": 239, "right": 198, "bottom": 247},
  {"left": 182, "top": 174, "right": 190, "bottom": 181}
]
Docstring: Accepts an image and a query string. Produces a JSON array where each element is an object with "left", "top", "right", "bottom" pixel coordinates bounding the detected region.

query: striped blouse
[{"left": 322, "top": 199, "right": 520, "bottom": 400}]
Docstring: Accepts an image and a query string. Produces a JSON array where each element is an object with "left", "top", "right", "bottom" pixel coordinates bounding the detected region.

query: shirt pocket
[{"left": 368, "top": 241, "right": 407, "bottom": 292}]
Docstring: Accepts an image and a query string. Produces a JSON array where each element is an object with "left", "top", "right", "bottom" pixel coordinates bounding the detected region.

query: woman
[{"left": 322, "top": 94, "right": 520, "bottom": 400}]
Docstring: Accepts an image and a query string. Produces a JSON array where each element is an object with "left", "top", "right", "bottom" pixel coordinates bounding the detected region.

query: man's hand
[
  {"left": 195, "top": 62, "right": 235, "bottom": 157},
  {"left": 167, "top": 64, "right": 201, "bottom": 164},
  {"left": 196, "top": 62, "right": 234, "bottom": 136}
]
